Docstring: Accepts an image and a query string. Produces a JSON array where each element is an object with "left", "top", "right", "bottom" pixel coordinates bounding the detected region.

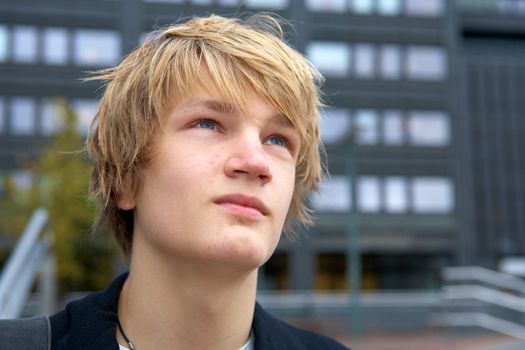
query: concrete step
[{"left": 479, "top": 341, "right": 525, "bottom": 350}]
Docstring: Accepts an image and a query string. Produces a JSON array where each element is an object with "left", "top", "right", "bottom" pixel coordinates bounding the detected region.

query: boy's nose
[{"left": 224, "top": 138, "right": 272, "bottom": 185}]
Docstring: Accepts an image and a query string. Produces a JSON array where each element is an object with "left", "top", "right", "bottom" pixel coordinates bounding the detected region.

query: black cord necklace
[{"left": 117, "top": 318, "right": 137, "bottom": 350}]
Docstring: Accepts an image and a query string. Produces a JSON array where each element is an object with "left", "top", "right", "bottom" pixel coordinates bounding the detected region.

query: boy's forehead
[{"left": 174, "top": 85, "right": 296, "bottom": 129}]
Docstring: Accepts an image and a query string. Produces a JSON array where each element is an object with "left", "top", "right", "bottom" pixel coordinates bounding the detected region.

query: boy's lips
[{"left": 214, "top": 194, "right": 270, "bottom": 219}]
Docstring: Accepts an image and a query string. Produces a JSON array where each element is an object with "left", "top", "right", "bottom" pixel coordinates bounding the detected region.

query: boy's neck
[{"left": 117, "top": 239, "right": 258, "bottom": 350}]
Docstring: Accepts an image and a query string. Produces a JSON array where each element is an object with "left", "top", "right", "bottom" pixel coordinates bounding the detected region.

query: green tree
[{"left": 0, "top": 100, "right": 116, "bottom": 292}]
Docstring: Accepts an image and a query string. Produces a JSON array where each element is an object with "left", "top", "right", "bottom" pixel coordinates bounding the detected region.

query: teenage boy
[{"left": 4, "top": 14, "right": 350, "bottom": 350}]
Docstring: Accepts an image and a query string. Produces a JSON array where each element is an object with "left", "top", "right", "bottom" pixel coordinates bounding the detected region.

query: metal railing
[
  {"left": 442, "top": 266, "right": 525, "bottom": 293},
  {"left": 0, "top": 209, "right": 56, "bottom": 319},
  {"left": 258, "top": 290, "right": 441, "bottom": 309},
  {"left": 436, "top": 266, "right": 525, "bottom": 340}
]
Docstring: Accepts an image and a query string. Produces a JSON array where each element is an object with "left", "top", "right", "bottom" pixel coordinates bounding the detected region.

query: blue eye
[
  {"left": 265, "top": 136, "right": 286, "bottom": 147},
  {"left": 193, "top": 119, "right": 217, "bottom": 130}
]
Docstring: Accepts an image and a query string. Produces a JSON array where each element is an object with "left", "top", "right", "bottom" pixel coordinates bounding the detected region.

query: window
[
  {"left": 377, "top": 0, "right": 401, "bottom": 15},
  {"left": 306, "top": 42, "right": 350, "bottom": 77},
  {"left": 74, "top": 29, "right": 120, "bottom": 66},
  {"left": 10, "top": 170, "right": 33, "bottom": 190},
  {"left": 191, "top": 0, "right": 213, "bottom": 5},
  {"left": 382, "top": 110, "right": 404, "bottom": 145},
  {"left": 218, "top": 0, "right": 241, "bottom": 6},
  {"left": 41, "top": 99, "right": 65, "bottom": 135},
  {"left": 310, "top": 176, "right": 351, "bottom": 212},
  {"left": 495, "top": 0, "right": 525, "bottom": 14},
  {"left": 306, "top": 0, "right": 346, "bottom": 12},
  {"left": 0, "top": 25, "right": 8, "bottom": 62},
  {"left": 351, "top": 0, "right": 373, "bottom": 14},
  {"left": 72, "top": 99, "right": 99, "bottom": 134},
  {"left": 379, "top": 45, "right": 401, "bottom": 79},
  {"left": 354, "top": 44, "right": 375, "bottom": 78},
  {"left": 515, "top": 0, "right": 525, "bottom": 14},
  {"left": 245, "top": 0, "right": 288, "bottom": 9},
  {"left": 10, "top": 97, "right": 36, "bottom": 135},
  {"left": 412, "top": 177, "right": 454, "bottom": 213},
  {"left": 139, "top": 31, "right": 159, "bottom": 46},
  {"left": 142, "top": 0, "right": 184, "bottom": 3},
  {"left": 405, "top": 0, "right": 444, "bottom": 17},
  {"left": 408, "top": 111, "right": 450, "bottom": 146},
  {"left": 355, "top": 109, "right": 378, "bottom": 144},
  {"left": 358, "top": 176, "right": 380, "bottom": 212},
  {"left": 316, "top": 254, "right": 346, "bottom": 290},
  {"left": 319, "top": 108, "right": 351, "bottom": 144},
  {"left": 385, "top": 177, "right": 407, "bottom": 213},
  {"left": 43, "top": 27, "right": 68, "bottom": 65},
  {"left": 406, "top": 46, "right": 447, "bottom": 80},
  {"left": 13, "top": 25, "right": 38, "bottom": 63}
]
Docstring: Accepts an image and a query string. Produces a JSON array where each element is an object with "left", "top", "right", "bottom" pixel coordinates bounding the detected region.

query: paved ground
[
  {"left": 283, "top": 315, "right": 525, "bottom": 350},
  {"left": 332, "top": 330, "right": 525, "bottom": 350}
]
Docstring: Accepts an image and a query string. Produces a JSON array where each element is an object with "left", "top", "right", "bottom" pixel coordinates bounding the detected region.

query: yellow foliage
[{"left": 0, "top": 100, "right": 116, "bottom": 292}]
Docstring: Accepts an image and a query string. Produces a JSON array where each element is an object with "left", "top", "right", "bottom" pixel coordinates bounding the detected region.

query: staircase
[
  {"left": 434, "top": 266, "right": 525, "bottom": 340},
  {"left": 0, "top": 209, "right": 56, "bottom": 318}
]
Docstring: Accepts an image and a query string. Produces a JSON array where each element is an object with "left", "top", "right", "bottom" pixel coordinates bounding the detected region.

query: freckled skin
[{"left": 119, "top": 84, "right": 298, "bottom": 272}]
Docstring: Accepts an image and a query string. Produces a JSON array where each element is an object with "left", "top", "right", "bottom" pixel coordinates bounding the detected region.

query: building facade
[{"left": 1, "top": 0, "right": 524, "bottom": 292}]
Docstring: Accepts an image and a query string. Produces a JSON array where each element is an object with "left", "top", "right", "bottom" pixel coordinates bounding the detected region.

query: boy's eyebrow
[
  {"left": 270, "top": 113, "right": 295, "bottom": 129},
  {"left": 189, "top": 99, "right": 296, "bottom": 129},
  {"left": 189, "top": 99, "right": 239, "bottom": 116}
]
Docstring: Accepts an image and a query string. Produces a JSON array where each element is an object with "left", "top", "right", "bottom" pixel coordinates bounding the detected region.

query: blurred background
[{"left": 1, "top": 0, "right": 525, "bottom": 349}]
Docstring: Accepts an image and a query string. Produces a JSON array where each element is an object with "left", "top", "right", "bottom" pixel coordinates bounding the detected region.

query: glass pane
[
  {"left": 310, "top": 176, "right": 351, "bottom": 212},
  {"left": 306, "top": 0, "right": 347, "bottom": 12},
  {"left": 377, "top": 0, "right": 401, "bottom": 15},
  {"left": 0, "top": 25, "right": 8, "bottom": 62},
  {"left": 405, "top": 0, "right": 443, "bottom": 17},
  {"left": 351, "top": 0, "right": 373, "bottom": 14},
  {"left": 385, "top": 177, "right": 407, "bottom": 213},
  {"left": 140, "top": 31, "right": 161, "bottom": 46},
  {"left": 320, "top": 108, "right": 351, "bottom": 144},
  {"left": 354, "top": 44, "right": 375, "bottom": 78},
  {"left": 306, "top": 42, "right": 350, "bottom": 77},
  {"left": 10, "top": 170, "right": 33, "bottom": 190},
  {"left": 412, "top": 177, "right": 454, "bottom": 213},
  {"left": 408, "top": 111, "right": 450, "bottom": 146},
  {"left": 74, "top": 29, "right": 121, "bottom": 66},
  {"left": 72, "top": 99, "right": 99, "bottom": 134},
  {"left": 10, "top": 97, "right": 36, "bottom": 135},
  {"left": 355, "top": 109, "right": 378, "bottom": 144},
  {"left": 41, "top": 99, "right": 65, "bottom": 135},
  {"left": 379, "top": 45, "right": 401, "bottom": 79},
  {"left": 43, "top": 27, "right": 68, "bottom": 65},
  {"left": 13, "top": 25, "right": 38, "bottom": 63},
  {"left": 218, "top": 0, "right": 241, "bottom": 6},
  {"left": 383, "top": 110, "right": 404, "bottom": 145},
  {"left": 358, "top": 176, "right": 380, "bottom": 212},
  {"left": 406, "top": 46, "right": 447, "bottom": 81},
  {"left": 191, "top": 0, "right": 213, "bottom": 5},
  {"left": 245, "top": 0, "right": 288, "bottom": 9},
  {"left": 516, "top": 0, "right": 525, "bottom": 14},
  {"left": 142, "top": 0, "right": 184, "bottom": 3}
]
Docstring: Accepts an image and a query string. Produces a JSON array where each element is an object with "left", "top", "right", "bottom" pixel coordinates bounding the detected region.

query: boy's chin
[{"left": 207, "top": 244, "right": 273, "bottom": 273}]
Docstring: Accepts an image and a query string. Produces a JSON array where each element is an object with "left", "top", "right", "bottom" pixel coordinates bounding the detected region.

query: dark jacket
[{"left": 50, "top": 273, "right": 349, "bottom": 349}]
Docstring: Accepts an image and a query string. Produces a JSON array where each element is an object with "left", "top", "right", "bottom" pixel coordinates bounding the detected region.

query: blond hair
[{"left": 86, "top": 14, "right": 325, "bottom": 256}]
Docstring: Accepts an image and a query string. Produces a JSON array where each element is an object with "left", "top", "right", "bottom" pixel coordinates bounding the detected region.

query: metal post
[
  {"left": 346, "top": 139, "right": 362, "bottom": 342},
  {"left": 40, "top": 243, "right": 56, "bottom": 316}
]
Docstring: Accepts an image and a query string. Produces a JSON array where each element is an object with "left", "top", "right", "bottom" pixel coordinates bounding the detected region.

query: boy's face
[{"left": 118, "top": 80, "right": 300, "bottom": 270}]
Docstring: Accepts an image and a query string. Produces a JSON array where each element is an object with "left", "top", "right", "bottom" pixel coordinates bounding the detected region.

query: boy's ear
[{"left": 116, "top": 190, "right": 136, "bottom": 210}]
